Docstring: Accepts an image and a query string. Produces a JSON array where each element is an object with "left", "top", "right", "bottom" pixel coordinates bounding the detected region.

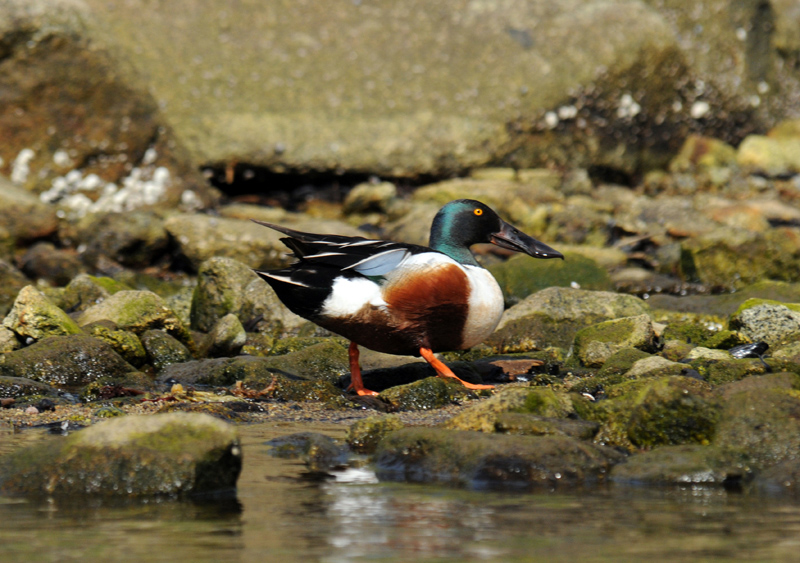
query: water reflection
[{"left": 2, "top": 423, "right": 800, "bottom": 561}]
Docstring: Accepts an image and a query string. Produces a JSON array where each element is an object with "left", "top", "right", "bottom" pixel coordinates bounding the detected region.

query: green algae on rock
[
  {"left": 3, "top": 285, "right": 82, "bottom": 342},
  {"left": 378, "top": 377, "right": 474, "bottom": 412},
  {"left": 375, "top": 427, "right": 624, "bottom": 490},
  {"left": 574, "top": 314, "right": 659, "bottom": 367},
  {"left": 347, "top": 414, "right": 405, "bottom": 454},
  {"left": 0, "top": 413, "right": 241, "bottom": 496},
  {"left": 140, "top": 329, "right": 193, "bottom": 373}
]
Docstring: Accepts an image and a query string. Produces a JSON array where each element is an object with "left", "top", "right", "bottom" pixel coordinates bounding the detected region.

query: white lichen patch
[
  {"left": 11, "top": 148, "right": 35, "bottom": 184},
  {"left": 40, "top": 147, "right": 171, "bottom": 217}
]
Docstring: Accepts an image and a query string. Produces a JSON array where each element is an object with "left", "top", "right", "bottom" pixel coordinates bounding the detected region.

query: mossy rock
[
  {"left": 488, "top": 252, "right": 612, "bottom": 304},
  {"left": 648, "top": 280, "right": 800, "bottom": 317},
  {"left": 610, "top": 444, "right": 750, "bottom": 486},
  {"left": 268, "top": 336, "right": 336, "bottom": 356},
  {"left": 0, "top": 413, "right": 241, "bottom": 496},
  {"left": 714, "top": 388, "right": 800, "bottom": 470},
  {"left": 703, "top": 330, "right": 751, "bottom": 350},
  {"left": 379, "top": 377, "right": 473, "bottom": 411},
  {"left": 0, "top": 377, "right": 56, "bottom": 399},
  {"left": 84, "top": 322, "right": 147, "bottom": 367},
  {"left": 140, "top": 329, "right": 193, "bottom": 372},
  {"left": 574, "top": 314, "right": 658, "bottom": 367},
  {"left": 266, "top": 432, "right": 349, "bottom": 472},
  {"left": 155, "top": 401, "right": 248, "bottom": 423},
  {"left": 347, "top": 415, "right": 405, "bottom": 454},
  {"left": 687, "top": 357, "right": 767, "bottom": 385},
  {"left": 444, "top": 386, "right": 574, "bottom": 432},
  {"left": 3, "top": 285, "right": 82, "bottom": 342},
  {"left": 374, "top": 427, "right": 624, "bottom": 490},
  {"left": 494, "top": 413, "right": 599, "bottom": 440},
  {"left": 77, "top": 290, "right": 193, "bottom": 348},
  {"left": 0, "top": 335, "right": 138, "bottom": 390},
  {"left": 728, "top": 299, "right": 800, "bottom": 346},
  {"left": 62, "top": 274, "right": 131, "bottom": 313}
]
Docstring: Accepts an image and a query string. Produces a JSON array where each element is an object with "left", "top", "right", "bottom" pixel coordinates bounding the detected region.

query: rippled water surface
[{"left": 2, "top": 423, "right": 800, "bottom": 562}]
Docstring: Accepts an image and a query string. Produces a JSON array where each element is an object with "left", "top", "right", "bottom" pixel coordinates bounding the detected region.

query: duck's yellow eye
[{"left": 474, "top": 208, "right": 483, "bottom": 216}]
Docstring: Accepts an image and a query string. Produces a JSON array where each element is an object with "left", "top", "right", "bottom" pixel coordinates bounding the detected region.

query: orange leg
[
  {"left": 419, "top": 347, "right": 494, "bottom": 390},
  {"left": 346, "top": 342, "right": 379, "bottom": 396}
]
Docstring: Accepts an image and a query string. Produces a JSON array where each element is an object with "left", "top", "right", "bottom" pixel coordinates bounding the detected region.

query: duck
[{"left": 253, "top": 199, "right": 563, "bottom": 396}]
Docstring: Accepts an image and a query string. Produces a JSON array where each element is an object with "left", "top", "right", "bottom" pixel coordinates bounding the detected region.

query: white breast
[{"left": 460, "top": 265, "right": 504, "bottom": 348}]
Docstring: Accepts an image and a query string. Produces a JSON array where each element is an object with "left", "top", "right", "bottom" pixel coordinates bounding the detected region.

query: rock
[
  {"left": 0, "top": 334, "right": 137, "bottom": 389},
  {"left": 343, "top": 181, "right": 397, "bottom": 214},
  {"left": 69, "top": 211, "right": 169, "bottom": 268},
  {"left": 140, "top": 329, "right": 193, "bottom": 372},
  {"left": 610, "top": 445, "right": 750, "bottom": 486},
  {"left": 359, "top": 361, "right": 484, "bottom": 394},
  {"left": 752, "top": 459, "right": 800, "bottom": 497},
  {"left": 488, "top": 287, "right": 649, "bottom": 353},
  {"left": 382, "top": 202, "right": 441, "bottom": 247},
  {"left": 0, "top": 376, "right": 56, "bottom": 399},
  {"left": 444, "top": 387, "right": 574, "bottom": 432},
  {"left": 266, "top": 432, "right": 349, "bottom": 472},
  {"left": 684, "top": 347, "right": 733, "bottom": 361},
  {"left": 18, "top": 243, "right": 83, "bottom": 286},
  {"left": 346, "top": 415, "right": 405, "bottom": 454},
  {"left": 624, "top": 376, "right": 720, "bottom": 448},
  {"left": 647, "top": 280, "right": 800, "bottom": 317},
  {"left": 574, "top": 314, "right": 658, "bottom": 367},
  {"left": 77, "top": 290, "right": 192, "bottom": 347},
  {"left": 159, "top": 340, "right": 349, "bottom": 387},
  {"left": 62, "top": 274, "right": 130, "bottom": 313},
  {"left": 3, "top": 285, "right": 82, "bottom": 342},
  {"left": 737, "top": 135, "right": 800, "bottom": 177},
  {"left": 374, "top": 428, "right": 624, "bottom": 490},
  {"left": 166, "top": 214, "right": 362, "bottom": 271},
  {"left": 83, "top": 323, "right": 147, "bottom": 368},
  {"left": 714, "top": 388, "right": 800, "bottom": 470},
  {"left": 0, "top": 2, "right": 217, "bottom": 208},
  {"left": 494, "top": 413, "right": 600, "bottom": 440},
  {"left": 190, "top": 256, "right": 304, "bottom": 335},
  {"left": 623, "top": 356, "right": 685, "bottom": 379},
  {"left": 378, "top": 377, "right": 473, "bottom": 411},
  {"left": 0, "top": 326, "right": 19, "bottom": 353},
  {"left": 205, "top": 313, "right": 246, "bottom": 358},
  {"left": 0, "top": 413, "right": 241, "bottom": 496},
  {"left": 716, "top": 372, "right": 800, "bottom": 401},
  {"left": 0, "top": 261, "right": 29, "bottom": 318},
  {"left": 669, "top": 134, "right": 738, "bottom": 172},
  {"left": 688, "top": 357, "right": 767, "bottom": 386},
  {"left": 728, "top": 299, "right": 800, "bottom": 346},
  {"left": 488, "top": 252, "right": 612, "bottom": 305},
  {"left": 77, "top": 0, "right": 708, "bottom": 177},
  {"left": 0, "top": 176, "right": 58, "bottom": 241}
]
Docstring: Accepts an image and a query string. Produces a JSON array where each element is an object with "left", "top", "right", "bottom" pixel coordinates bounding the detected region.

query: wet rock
[
  {"left": 494, "top": 413, "right": 600, "bottom": 440},
  {"left": 488, "top": 287, "right": 649, "bottom": 353},
  {"left": 703, "top": 330, "right": 751, "bottom": 350},
  {"left": 0, "top": 261, "right": 29, "bottom": 319},
  {"left": 70, "top": 211, "right": 169, "bottom": 268},
  {"left": 623, "top": 356, "right": 686, "bottom": 379},
  {"left": 0, "top": 334, "right": 137, "bottom": 389},
  {"left": 489, "top": 252, "right": 612, "bottom": 305},
  {"left": 18, "top": 243, "right": 83, "bottom": 286},
  {"left": 159, "top": 340, "right": 349, "bottom": 387},
  {"left": 688, "top": 357, "right": 767, "bottom": 386},
  {"left": 359, "top": 361, "right": 484, "bottom": 394},
  {"left": 714, "top": 388, "right": 800, "bottom": 470},
  {"left": 0, "top": 176, "right": 58, "bottom": 241},
  {"left": 83, "top": 322, "right": 147, "bottom": 368},
  {"left": 347, "top": 415, "right": 405, "bottom": 454},
  {"left": 374, "top": 428, "right": 624, "bottom": 490},
  {"left": 140, "top": 329, "right": 193, "bottom": 372},
  {"left": 752, "top": 459, "right": 800, "bottom": 497},
  {"left": 343, "top": 181, "right": 397, "bottom": 214},
  {"left": 444, "top": 387, "right": 574, "bottom": 433},
  {"left": 77, "top": 290, "right": 192, "bottom": 347},
  {"left": 205, "top": 313, "right": 246, "bottom": 357},
  {"left": 728, "top": 299, "right": 800, "bottom": 346},
  {"left": 378, "top": 377, "right": 473, "bottom": 411},
  {"left": 267, "top": 432, "right": 349, "bottom": 472},
  {"left": 684, "top": 347, "right": 732, "bottom": 361},
  {"left": 62, "top": 274, "right": 131, "bottom": 313},
  {"left": 3, "top": 285, "right": 82, "bottom": 342},
  {"left": 610, "top": 445, "right": 750, "bottom": 486},
  {"left": 0, "top": 376, "right": 55, "bottom": 399},
  {"left": 716, "top": 372, "right": 800, "bottom": 401},
  {"left": 574, "top": 314, "right": 658, "bottom": 367},
  {"left": 0, "top": 413, "right": 241, "bottom": 496},
  {"left": 623, "top": 376, "right": 720, "bottom": 448},
  {"left": 647, "top": 280, "right": 800, "bottom": 317}
]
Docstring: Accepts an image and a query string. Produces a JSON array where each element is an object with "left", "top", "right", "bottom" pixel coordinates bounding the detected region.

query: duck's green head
[{"left": 429, "top": 199, "right": 564, "bottom": 266}]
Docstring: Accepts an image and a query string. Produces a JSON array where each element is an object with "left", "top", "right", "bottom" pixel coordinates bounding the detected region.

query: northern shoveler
[{"left": 254, "top": 199, "right": 563, "bottom": 396}]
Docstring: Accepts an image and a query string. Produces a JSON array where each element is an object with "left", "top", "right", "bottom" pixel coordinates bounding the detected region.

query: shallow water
[{"left": 2, "top": 423, "right": 800, "bottom": 562}]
